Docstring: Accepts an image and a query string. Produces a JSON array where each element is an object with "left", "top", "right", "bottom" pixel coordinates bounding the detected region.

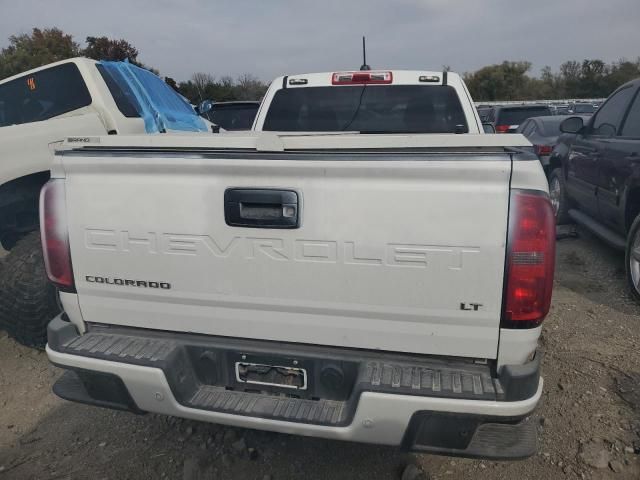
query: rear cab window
[
  {"left": 573, "top": 104, "right": 596, "bottom": 114},
  {"left": 517, "top": 120, "right": 532, "bottom": 135},
  {"left": 263, "top": 85, "right": 468, "bottom": 134},
  {"left": 0, "top": 62, "right": 91, "bottom": 127},
  {"left": 540, "top": 118, "right": 565, "bottom": 136}
]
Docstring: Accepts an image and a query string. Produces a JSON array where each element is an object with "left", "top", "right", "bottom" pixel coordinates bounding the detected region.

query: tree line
[
  {"left": 464, "top": 59, "right": 640, "bottom": 101},
  {"left": 0, "top": 28, "right": 269, "bottom": 102},
  {"left": 0, "top": 28, "right": 148, "bottom": 78},
  {"left": 2, "top": 28, "right": 639, "bottom": 103},
  {"left": 178, "top": 72, "right": 268, "bottom": 104}
]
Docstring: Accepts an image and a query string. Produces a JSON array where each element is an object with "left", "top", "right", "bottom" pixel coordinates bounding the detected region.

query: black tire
[
  {"left": 0, "top": 231, "right": 60, "bottom": 348},
  {"left": 548, "top": 168, "right": 571, "bottom": 225},
  {"left": 625, "top": 213, "right": 640, "bottom": 303}
]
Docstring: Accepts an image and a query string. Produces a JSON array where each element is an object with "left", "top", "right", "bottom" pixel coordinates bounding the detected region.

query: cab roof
[{"left": 0, "top": 57, "right": 97, "bottom": 85}]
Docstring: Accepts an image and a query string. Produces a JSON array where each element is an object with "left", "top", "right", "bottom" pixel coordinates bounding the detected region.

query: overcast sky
[{"left": 1, "top": 0, "right": 639, "bottom": 82}]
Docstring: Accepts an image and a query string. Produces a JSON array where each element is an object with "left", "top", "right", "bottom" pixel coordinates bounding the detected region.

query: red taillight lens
[
  {"left": 534, "top": 145, "right": 553, "bottom": 156},
  {"left": 331, "top": 71, "right": 393, "bottom": 85},
  {"left": 503, "top": 190, "right": 555, "bottom": 327},
  {"left": 39, "top": 179, "right": 75, "bottom": 292},
  {"left": 495, "top": 125, "right": 510, "bottom": 133}
]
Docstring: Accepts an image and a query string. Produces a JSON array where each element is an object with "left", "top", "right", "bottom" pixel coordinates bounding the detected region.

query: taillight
[
  {"left": 495, "top": 125, "right": 510, "bottom": 133},
  {"left": 534, "top": 145, "right": 553, "bottom": 156},
  {"left": 502, "top": 190, "right": 555, "bottom": 328},
  {"left": 39, "top": 179, "right": 75, "bottom": 292},
  {"left": 331, "top": 71, "right": 393, "bottom": 85}
]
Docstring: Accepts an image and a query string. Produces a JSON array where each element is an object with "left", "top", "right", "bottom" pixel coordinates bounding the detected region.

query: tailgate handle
[{"left": 224, "top": 189, "right": 299, "bottom": 229}]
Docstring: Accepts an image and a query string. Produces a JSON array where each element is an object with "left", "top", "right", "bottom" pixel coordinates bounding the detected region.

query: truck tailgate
[{"left": 63, "top": 148, "right": 512, "bottom": 359}]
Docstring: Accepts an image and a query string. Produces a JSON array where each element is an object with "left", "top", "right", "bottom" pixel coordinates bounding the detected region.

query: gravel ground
[{"left": 1, "top": 227, "right": 639, "bottom": 480}]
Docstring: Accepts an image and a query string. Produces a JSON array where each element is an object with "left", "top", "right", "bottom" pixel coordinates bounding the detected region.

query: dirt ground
[{"left": 1, "top": 227, "right": 639, "bottom": 480}]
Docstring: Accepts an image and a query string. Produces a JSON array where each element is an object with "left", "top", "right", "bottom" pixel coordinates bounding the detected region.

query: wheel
[
  {"left": 626, "top": 214, "right": 640, "bottom": 302},
  {"left": 548, "top": 168, "right": 571, "bottom": 225},
  {"left": 0, "top": 231, "right": 60, "bottom": 348}
]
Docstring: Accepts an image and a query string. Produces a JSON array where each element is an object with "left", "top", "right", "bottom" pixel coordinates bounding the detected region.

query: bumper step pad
[
  {"left": 189, "top": 386, "right": 347, "bottom": 425},
  {"left": 63, "top": 333, "right": 176, "bottom": 363},
  {"left": 49, "top": 319, "right": 518, "bottom": 428},
  {"left": 466, "top": 420, "right": 537, "bottom": 459},
  {"left": 363, "top": 362, "right": 497, "bottom": 399}
]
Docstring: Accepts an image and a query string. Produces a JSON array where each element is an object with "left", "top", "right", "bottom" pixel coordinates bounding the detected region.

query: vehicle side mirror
[
  {"left": 198, "top": 100, "right": 213, "bottom": 115},
  {"left": 482, "top": 123, "right": 496, "bottom": 134},
  {"left": 560, "top": 116, "right": 584, "bottom": 134}
]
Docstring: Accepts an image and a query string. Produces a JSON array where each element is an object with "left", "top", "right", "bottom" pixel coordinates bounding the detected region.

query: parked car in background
[
  {"left": 0, "top": 57, "right": 209, "bottom": 347},
  {"left": 548, "top": 78, "right": 640, "bottom": 299},
  {"left": 484, "top": 104, "right": 552, "bottom": 133},
  {"left": 476, "top": 105, "right": 492, "bottom": 122},
  {"left": 517, "top": 115, "right": 590, "bottom": 173},
  {"left": 200, "top": 100, "right": 260, "bottom": 131},
  {"left": 568, "top": 102, "right": 597, "bottom": 115},
  {"left": 551, "top": 105, "right": 570, "bottom": 115}
]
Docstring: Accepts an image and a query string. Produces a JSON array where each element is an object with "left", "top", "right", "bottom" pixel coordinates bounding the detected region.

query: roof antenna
[{"left": 360, "top": 36, "right": 371, "bottom": 71}]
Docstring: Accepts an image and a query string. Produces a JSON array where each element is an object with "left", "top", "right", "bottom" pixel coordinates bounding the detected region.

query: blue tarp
[{"left": 98, "top": 61, "right": 207, "bottom": 133}]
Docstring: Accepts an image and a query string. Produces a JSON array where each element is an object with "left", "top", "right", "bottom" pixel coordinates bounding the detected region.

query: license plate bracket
[{"left": 235, "top": 362, "right": 308, "bottom": 390}]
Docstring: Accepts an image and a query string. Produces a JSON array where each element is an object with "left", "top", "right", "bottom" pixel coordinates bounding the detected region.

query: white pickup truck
[
  {"left": 0, "top": 57, "right": 208, "bottom": 347},
  {"left": 43, "top": 70, "right": 555, "bottom": 458}
]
